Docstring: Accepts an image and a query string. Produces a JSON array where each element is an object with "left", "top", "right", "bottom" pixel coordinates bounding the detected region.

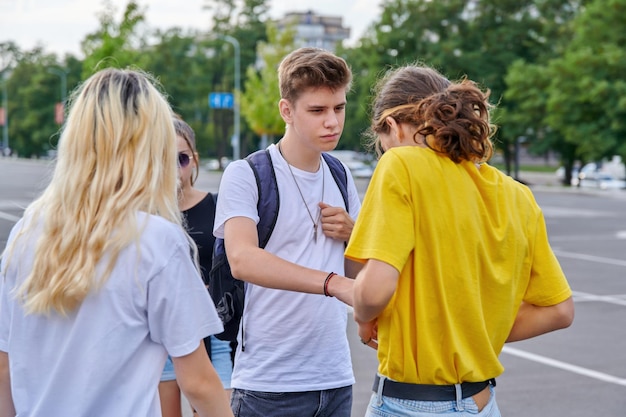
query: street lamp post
[
  {"left": 1, "top": 72, "right": 9, "bottom": 154},
  {"left": 216, "top": 35, "right": 241, "bottom": 161}
]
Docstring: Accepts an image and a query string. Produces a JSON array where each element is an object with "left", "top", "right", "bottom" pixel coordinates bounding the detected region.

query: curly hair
[{"left": 366, "top": 65, "right": 496, "bottom": 163}]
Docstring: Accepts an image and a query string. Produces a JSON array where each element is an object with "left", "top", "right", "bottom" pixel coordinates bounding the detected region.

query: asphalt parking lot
[{"left": 1, "top": 158, "right": 625, "bottom": 416}]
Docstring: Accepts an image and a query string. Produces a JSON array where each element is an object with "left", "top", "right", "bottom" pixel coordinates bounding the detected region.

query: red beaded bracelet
[{"left": 323, "top": 272, "right": 337, "bottom": 297}]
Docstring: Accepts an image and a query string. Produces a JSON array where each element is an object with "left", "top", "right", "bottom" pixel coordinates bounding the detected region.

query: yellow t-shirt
[{"left": 345, "top": 147, "right": 572, "bottom": 384}]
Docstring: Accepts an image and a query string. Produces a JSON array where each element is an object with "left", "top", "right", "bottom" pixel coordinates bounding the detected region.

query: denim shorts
[
  {"left": 365, "top": 385, "right": 500, "bottom": 416},
  {"left": 231, "top": 385, "right": 352, "bottom": 417},
  {"left": 160, "top": 337, "right": 233, "bottom": 386},
  {"left": 160, "top": 355, "right": 176, "bottom": 382},
  {"left": 210, "top": 336, "right": 233, "bottom": 389}
]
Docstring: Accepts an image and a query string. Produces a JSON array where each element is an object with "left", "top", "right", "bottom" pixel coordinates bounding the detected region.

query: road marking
[
  {"left": 572, "top": 291, "right": 626, "bottom": 306},
  {"left": 0, "top": 201, "right": 29, "bottom": 210},
  {"left": 502, "top": 346, "right": 626, "bottom": 386},
  {"left": 541, "top": 206, "right": 617, "bottom": 218},
  {"left": 0, "top": 211, "right": 20, "bottom": 222},
  {"left": 551, "top": 234, "right": 620, "bottom": 242},
  {"left": 554, "top": 250, "right": 626, "bottom": 268}
]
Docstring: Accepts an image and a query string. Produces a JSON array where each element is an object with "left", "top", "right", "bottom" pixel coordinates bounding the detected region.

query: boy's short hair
[{"left": 278, "top": 47, "right": 352, "bottom": 103}]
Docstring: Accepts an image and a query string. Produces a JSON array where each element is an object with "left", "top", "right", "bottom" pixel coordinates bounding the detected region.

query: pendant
[{"left": 313, "top": 224, "right": 317, "bottom": 242}]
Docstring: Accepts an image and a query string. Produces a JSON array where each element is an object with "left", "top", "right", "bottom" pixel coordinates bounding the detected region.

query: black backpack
[{"left": 208, "top": 149, "right": 350, "bottom": 346}]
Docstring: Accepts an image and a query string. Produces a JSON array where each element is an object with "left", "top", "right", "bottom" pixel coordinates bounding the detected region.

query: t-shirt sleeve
[
  {"left": 0, "top": 273, "right": 10, "bottom": 352},
  {"left": 524, "top": 211, "right": 572, "bottom": 306},
  {"left": 346, "top": 152, "right": 414, "bottom": 272},
  {"left": 213, "top": 160, "right": 259, "bottom": 239},
  {"left": 0, "top": 220, "right": 24, "bottom": 352},
  {"left": 147, "top": 237, "right": 224, "bottom": 358}
]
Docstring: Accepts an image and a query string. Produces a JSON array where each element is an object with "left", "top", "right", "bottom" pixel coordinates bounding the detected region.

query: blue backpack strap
[
  {"left": 245, "top": 149, "right": 279, "bottom": 248},
  {"left": 321, "top": 152, "right": 349, "bottom": 213}
]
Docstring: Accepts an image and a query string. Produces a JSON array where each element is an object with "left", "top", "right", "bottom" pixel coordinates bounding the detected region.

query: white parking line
[
  {"left": 572, "top": 291, "right": 626, "bottom": 306},
  {"left": 0, "top": 211, "right": 20, "bottom": 222},
  {"left": 554, "top": 250, "right": 626, "bottom": 268},
  {"left": 502, "top": 346, "right": 626, "bottom": 386},
  {"left": 0, "top": 200, "right": 29, "bottom": 210}
]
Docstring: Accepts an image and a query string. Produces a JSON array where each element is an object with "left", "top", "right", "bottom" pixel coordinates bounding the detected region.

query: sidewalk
[{"left": 518, "top": 171, "right": 626, "bottom": 200}]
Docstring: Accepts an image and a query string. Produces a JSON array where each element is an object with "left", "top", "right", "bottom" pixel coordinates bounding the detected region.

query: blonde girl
[{"left": 0, "top": 68, "right": 233, "bottom": 417}]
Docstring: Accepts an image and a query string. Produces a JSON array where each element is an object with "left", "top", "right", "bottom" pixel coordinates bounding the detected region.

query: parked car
[
  {"left": 328, "top": 150, "right": 375, "bottom": 178},
  {"left": 556, "top": 163, "right": 601, "bottom": 186},
  {"left": 579, "top": 172, "right": 626, "bottom": 190}
]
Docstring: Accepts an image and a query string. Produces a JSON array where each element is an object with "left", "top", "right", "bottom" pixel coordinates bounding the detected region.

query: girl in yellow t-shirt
[{"left": 345, "top": 64, "right": 574, "bottom": 416}]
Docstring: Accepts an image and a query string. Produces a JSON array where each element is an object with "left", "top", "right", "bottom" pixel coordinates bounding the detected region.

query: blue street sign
[{"left": 209, "top": 92, "right": 234, "bottom": 109}]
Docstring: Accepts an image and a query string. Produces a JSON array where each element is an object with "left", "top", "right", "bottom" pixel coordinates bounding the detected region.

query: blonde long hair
[{"left": 4, "top": 68, "right": 182, "bottom": 315}]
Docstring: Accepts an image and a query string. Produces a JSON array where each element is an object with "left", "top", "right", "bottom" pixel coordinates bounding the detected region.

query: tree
[
  {"left": 502, "top": 61, "right": 577, "bottom": 184},
  {"left": 342, "top": 0, "right": 585, "bottom": 165},
  {"left": 504, "top": 0, "right": 625, "bottom": 183},
  {"left": 240, "top": 23, "right": 295, "bottom": 149},
  {"left": 138, "top": 28, "right": 221, "bottom": 160},
  {"left": 202, "top": 0, "right": 271, "bottom": 160},
  {"left": 80, "top": 0, "right": 147, "bottom": 78},
  {"left": 544, "top": 0, "right": 626, "bottom": 163},
  {"left": 7, "top": 49, "right": 64, "bottom": 157}
]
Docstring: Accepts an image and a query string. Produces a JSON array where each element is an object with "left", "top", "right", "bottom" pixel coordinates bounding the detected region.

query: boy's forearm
[{"left": 230, "top": 245, "right": 354, "bottom": 300}]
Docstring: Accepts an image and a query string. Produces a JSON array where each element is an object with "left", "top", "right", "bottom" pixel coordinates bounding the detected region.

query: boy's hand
[{"left": 319, "top": 202, "right": 354, "bottom": 242}]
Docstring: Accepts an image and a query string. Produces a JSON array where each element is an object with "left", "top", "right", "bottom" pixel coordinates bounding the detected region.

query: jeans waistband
[{"left": 373, "top": 374, "right": 496, "bottom": 402}]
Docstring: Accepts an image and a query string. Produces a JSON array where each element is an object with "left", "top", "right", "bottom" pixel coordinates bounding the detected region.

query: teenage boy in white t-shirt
[{"left": 213, "top": 47, "right": 361, "bottom": 416}]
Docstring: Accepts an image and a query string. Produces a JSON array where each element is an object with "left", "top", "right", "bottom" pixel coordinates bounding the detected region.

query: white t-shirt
[
  {"left": 214, "top": 144, "right": 361, "bottom": 392},
  {"left": 0, "top": 212, "right": 223, "bottom": 417}
]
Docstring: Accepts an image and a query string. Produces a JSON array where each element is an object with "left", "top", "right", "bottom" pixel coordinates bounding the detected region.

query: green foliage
[
  {"left": 80, "top": 0, "right": 146, "bottom": 77},
  {"left": 505, "top": 0, "right": 626, "bottom": 172},
  {"left": 138, "top": 28, "right": 220, "bottom": 159},
  {"left": 6, "top": 51, "right": 63, "bottom": 157},
  {"left": 2, "top": 0, "right": 624, "bottom": 171},
  {"left": 201, "top": 0, "right": 271, "bottom": 158},
  {"left": 240, "top": 23, "right": 294, "bottom": 141},
  {"left": 544, "top": 0, "right": 626, "bottom": 162},
  {"left": 340, "top": 0, "right": 586, "bottom": 157}
]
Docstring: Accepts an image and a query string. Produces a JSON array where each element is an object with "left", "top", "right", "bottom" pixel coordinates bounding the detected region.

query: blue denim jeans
[
  {"left": 210, "top": 336, "right": 233, "bottom": 389},
  {"left": 230, "top": 385, "right": 352, "bottom": 417},
  {"left": 364, "top": 384, "right": 500, "bottom": 417}
]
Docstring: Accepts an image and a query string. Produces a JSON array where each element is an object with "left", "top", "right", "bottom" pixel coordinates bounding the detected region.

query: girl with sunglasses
[{"left": 159, "top": 115, "right": 234, "bottom": 417}]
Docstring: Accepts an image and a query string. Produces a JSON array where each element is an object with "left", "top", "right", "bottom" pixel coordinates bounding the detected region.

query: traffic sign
[{"left": 209, "top": 92, "right": 234, "bottom": 109}]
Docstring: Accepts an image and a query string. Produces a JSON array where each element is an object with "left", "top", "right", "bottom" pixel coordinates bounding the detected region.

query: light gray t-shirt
[{"left": 0, "top": 212, "right": 223, "bottom": 416}]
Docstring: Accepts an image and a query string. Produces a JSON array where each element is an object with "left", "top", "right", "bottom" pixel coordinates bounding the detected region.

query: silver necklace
[{"left": 278, "top": 142, "right": 324, "bottom": 242}]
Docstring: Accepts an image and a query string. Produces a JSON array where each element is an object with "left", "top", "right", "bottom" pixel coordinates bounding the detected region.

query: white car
[
  {"left": 328, "top": 150, "right": 375, "bottom": 178},
  {"left": 579, "top": 173, "right": 626, "bottom": 190}
]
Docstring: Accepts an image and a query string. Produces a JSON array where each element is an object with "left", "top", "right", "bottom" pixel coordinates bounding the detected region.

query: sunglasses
[{"left": 178, "top": 152, "right": 192, "bottom": 168}]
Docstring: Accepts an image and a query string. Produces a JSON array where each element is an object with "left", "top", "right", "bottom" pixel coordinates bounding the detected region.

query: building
[{"left": 275, "top": 10, "right": 351, "bottom": 52}]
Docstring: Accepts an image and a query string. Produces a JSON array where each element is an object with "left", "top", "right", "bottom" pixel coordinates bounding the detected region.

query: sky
[{"left": 0, "top": 0, "right": 382, "bottom": 58}]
